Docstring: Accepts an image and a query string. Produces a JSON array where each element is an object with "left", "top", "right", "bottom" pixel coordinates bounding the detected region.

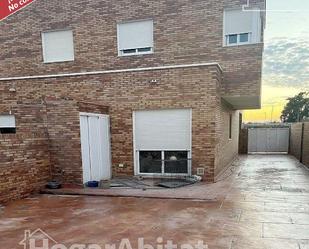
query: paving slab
[{"left": 1, "top": 155, "right": 309, "bottom": 249}]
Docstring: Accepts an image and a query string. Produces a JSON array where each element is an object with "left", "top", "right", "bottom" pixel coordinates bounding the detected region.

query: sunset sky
[{"left": 243, "top": 0, "right": 309, "bottom": 122}]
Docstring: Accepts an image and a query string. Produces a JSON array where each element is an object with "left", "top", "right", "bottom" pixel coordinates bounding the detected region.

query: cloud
[{"left": 263, "top": 37, "right": 309, "bottom": 88}]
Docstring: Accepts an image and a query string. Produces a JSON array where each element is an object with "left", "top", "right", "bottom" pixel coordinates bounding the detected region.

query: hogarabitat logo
[
  {"left": 0, "top": 0, "right": 36, "bottom": 22},
  {"left": 19, "top": 229, "right": 209, "bottom": 249}
]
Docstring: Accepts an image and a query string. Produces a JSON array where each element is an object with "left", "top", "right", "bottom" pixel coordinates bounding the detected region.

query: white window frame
[
  {"left": 225, "top": 32, "right": 252, "bottom": 46},
  {"left": 117, "top": 19, "right": 154, "bottom": 57},
  {"left": 119, "top": 47, "right": 154, "bottom": 56},
  {"left": 136, "top": 150, "right": 191, "bottom": 176},
  {"left": 41, "top": 29, "right": 75, "bottom": 63},
  {"left": 132, "top": 109, "right": 192, "bottom": 177}
]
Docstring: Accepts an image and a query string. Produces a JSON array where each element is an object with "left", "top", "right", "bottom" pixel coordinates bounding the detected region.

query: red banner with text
[{"left": 0, "top": 0, "right": 36, "bottom": 21}]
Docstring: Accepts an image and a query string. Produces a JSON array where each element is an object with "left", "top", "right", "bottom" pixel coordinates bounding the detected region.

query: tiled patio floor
[{"left": 1, "top": 155, "right": 309, "bottom": 249}]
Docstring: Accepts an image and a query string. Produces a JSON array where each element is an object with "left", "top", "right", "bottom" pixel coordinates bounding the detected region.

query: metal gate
[{"left": 248, "top": 128, "right": 290, "bottom": 153}]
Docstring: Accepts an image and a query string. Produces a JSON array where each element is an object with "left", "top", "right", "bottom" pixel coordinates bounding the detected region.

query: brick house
[{"left": 0, "top": 0, "right": 265, "bottom": 202}]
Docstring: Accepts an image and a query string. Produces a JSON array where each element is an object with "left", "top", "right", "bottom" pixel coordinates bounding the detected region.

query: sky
[{"left": 243, "top": 0, "right": 309, "bottom": 122}]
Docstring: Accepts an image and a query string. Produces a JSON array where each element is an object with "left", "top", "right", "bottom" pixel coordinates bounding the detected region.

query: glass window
[
  {"left": 239, "top": 33, "right": 249, "bottom": 43},
  {"left": 139, "top": 151, "right": 162, "bottom": 173},
  {"left": 137, "top": 47, "right": 152, "bottom": 53},
  {"left": 0, "top": 128, "right": 16, "bottom": 134},
  {"left": 164, "top": 151, "right": 188, "bottom": 174},
  {"left": 138, "top": 150, "right": 190, "bottom": 175},
  {"left": 228, "top": 34, "right": 238, "bottom": 44},
  {"left": 122, "top": 49, "right": 137, "bottom": 54}
]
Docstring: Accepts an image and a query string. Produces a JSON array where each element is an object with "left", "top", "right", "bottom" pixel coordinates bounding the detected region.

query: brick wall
[
  {"left": 239, "top": 128, "right": 248, "bottom": 154},
  {"left": 0, "top": 105, "right": 51, "bottom": 204},
  {"left": 215, "top": 102, "right": 239, "bottom": 177},
  {"left": 0, "top": 135, "right": 51, "bottom": 204},
  {"left": 1, "top": 65, "right": 222, "bottom": 184},
  {"left": 0, "top": 0, "right": 265, "bottom": 100},
  {"left": 290, "top": 122, "right": 309, "bottom": 167},
  {"left": 0, "top": 0, "right": 265, "bottom": 200}
]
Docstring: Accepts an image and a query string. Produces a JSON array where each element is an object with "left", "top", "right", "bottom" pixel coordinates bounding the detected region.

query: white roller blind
[
  {"left": 224, "top": 8, "right": 260, "bottom": 34},
  {"left": 42, "top": 30, "right": 74, "bottom": 63},
  {"left": 118, "top": 20, "right": 153, "bottom": 50},
  {"left": 134, "top": 109, "right": 191, "bottom": 151},
  {"left": 0, "top": 115, "right": 16, "bottom": 128}
]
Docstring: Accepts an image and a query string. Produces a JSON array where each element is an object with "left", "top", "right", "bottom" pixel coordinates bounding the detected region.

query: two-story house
[{"left": 0, "top": 0, "right": 265, "bottom": 200}]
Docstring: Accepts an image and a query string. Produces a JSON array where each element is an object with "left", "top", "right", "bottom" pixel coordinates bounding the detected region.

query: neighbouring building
[{"left": 0, "top": 0, "right": 265, "bottom": 202}]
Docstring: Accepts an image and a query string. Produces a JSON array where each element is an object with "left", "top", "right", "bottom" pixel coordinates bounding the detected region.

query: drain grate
[{"left": 157, "top": 180, "right": 194, "bottom": 188}]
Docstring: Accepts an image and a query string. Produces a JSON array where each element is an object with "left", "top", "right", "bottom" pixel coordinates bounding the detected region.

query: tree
[{"left": 281, "top": 92, "right": 309, "bottom": 123}]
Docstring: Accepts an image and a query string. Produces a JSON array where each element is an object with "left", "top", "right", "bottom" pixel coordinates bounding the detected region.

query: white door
[
  {"left": 248, "top": 128, "right": 289, "bottom": 153},
  {"left": 133, "top": 109, "right": 192, "bottom": 176},
  {"left": 80, "top": 113, "right": 111, "bottom": 183}
]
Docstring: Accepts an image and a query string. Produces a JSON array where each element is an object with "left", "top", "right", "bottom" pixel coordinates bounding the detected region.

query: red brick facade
[
  {"left": 0, "top": 105, "right": 50, "bottom": 203},
  {"left": 0, "top": 0, "right": 265, "bottom": 203}
]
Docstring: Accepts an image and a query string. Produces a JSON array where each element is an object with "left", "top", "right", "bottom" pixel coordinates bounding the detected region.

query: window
[
  {"left": 239, "top": 33, "right": 249, "bottom": 43},
  {"left": 0, "top": 115, "right": 16, "bottom": 134},
  {"left": 117, "top": 20, "right": 154, "bottom": 56},
  {"left": 139, "top": 151, "right": 162, "bottom": 174},
  {"left": 164, "top": 151, "right": 188, "bottom": 174},
  {"left": 229, "top": 114, "right": 232, "bottom": 139},
  {"left": 139, "top": 151, "right": 189, "bottom": 174},
  {"left": 134, "top": 109, "right": 191, "bottom": 175},
  {"left": 42, "top": 29, "right": 74, "bottom": 63},
  {"left": 226, "top": 32, "right": 251, "bottom": 45},
  {"left": 227, "top": 34, "right": 238, "bottom": 44},
  {"left": 224, "top": 8, "right": 261, "bottom": 46}
]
